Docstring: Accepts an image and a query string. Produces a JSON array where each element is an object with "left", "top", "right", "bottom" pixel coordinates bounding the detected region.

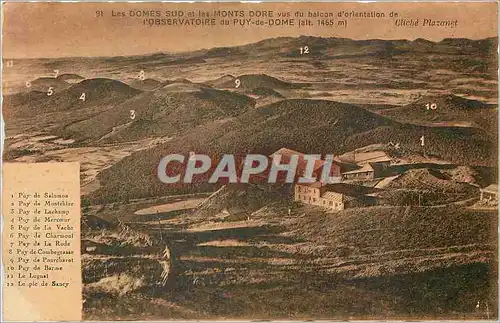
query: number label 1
[
  {"left": 420, "top": 136, "right": 425, "bottom": 146},
  {"left": 130, "top": 110, "right": 136, "bottom": 120},
  {"left": 425, "top": 103, "right": 437, "bottom": 110}
]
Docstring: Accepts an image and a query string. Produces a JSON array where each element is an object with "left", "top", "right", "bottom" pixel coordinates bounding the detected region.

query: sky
[{"left": 2, "top": 2, "right": 498, "bottom": 58}]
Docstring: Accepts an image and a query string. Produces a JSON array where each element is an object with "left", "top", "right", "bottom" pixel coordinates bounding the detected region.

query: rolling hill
[
  {"left": 376, "top": 168, "right": 479, "bottom": 206},
  {"left": 2, "top": 91, "right": 49, "bottom": 113},
  {"left": 63, "top": 78, "right": 141, "bottom": 103},
  {"left": 128, "top": 78, "right": 163, "bottom": 91},
  {"left": 387, "top": 168, "right": 475, "bottom": 193},
  {"left": 3, "top": 78, "right": 142, "bottom": 119},
  {"left": 57, "top": 73, "right": 85, "bottom": 82},
  {"left": 204, "top": 75, "right": 236, "bottom": 88},
  {"left": 62, "top": 86, "right": 256, "bottom": 142},
  {"left": 206, "top": 73, "right": 299, "bottom": 90},
  {"left": 27, "top": 77, "right": 70, "bottom": 92},
  {"left": 249, "top": 87, "right": 285, "bottom": 98}
]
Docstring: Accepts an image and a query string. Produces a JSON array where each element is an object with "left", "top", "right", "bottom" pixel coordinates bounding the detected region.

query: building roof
[
  {"left": 337, "top": 150, "right": 391, "bottom": 165},
  {"left": 296, "top": 181, "right": 325, "bottom": 188},
  {"left": 482, "top": 184, "right": 498, "bottom": 194},
  {"left": 322, "top": 191, "right": 344, "bottom": 201},
  {"left": 322, "top": 191, "right": 338, "bottom": 198}
]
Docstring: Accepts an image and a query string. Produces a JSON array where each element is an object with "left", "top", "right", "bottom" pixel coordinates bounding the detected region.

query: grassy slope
[{"left": 83, "top": 194, "right": 497, "bottom": 320}]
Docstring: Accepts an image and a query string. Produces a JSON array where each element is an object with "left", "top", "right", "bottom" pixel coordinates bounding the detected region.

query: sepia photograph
[{"left": 1, "top": 2, "right": 498, "bottom": 321}]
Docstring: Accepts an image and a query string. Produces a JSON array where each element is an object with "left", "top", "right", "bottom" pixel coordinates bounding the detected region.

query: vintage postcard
[{"left": 1, "top": 1, "right": 498, "bottom": 321}]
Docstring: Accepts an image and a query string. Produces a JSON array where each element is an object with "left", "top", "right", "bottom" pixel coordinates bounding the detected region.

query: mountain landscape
[
  {"left": 378, "top": 94, "right": 498, "bottom": 133},
  {"left": 2, "top": 35, "right": 498, "bottom": 320}
]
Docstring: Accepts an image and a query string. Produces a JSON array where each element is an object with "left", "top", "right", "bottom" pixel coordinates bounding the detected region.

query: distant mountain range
[{"left": 8, "top": 35, "right": 498, "bottom": 62}]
